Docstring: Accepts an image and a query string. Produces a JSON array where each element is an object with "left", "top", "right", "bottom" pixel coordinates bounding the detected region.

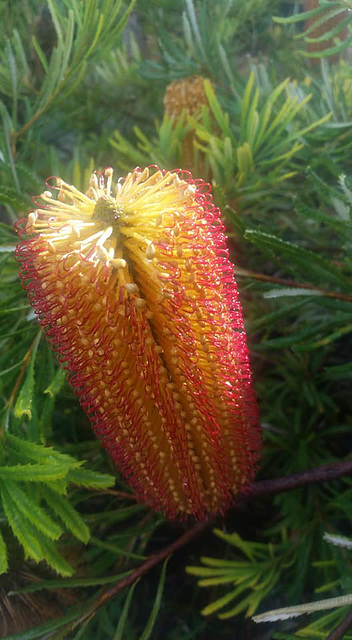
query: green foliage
[
  {"left": 187, "top": 529, "right": 291, "bottom": 618},
  {"left": 112, "top": 70, "right": 331, "bottom": 194},
  {"left": 274, "top": 1, "right": 352, "bottom": 59},
  {"left": 0, "top": 0, "right": 136, "bottom": 202},
  {"left": 0, "top": 433, "right": 115, "bottom": 576},
  {"left": 274, "top": 608, "right": 352, "bottom": 639},
  {"left": 140, "top": 0, "right": 282, "bottom": 81}
]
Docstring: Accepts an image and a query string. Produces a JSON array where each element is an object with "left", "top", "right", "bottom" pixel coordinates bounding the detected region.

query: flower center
[{"left": 93, "top": 196, "right": 124, "bottom": 231}]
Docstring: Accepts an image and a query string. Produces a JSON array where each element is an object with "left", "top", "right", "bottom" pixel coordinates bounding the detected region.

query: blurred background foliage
[{"left": 0, "top": 0, "right": 352, "bottom": 638}]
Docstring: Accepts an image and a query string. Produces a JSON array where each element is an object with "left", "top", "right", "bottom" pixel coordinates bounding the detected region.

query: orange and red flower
[{"left": 15, "top": 166, "right": 260, "bottom": 519}]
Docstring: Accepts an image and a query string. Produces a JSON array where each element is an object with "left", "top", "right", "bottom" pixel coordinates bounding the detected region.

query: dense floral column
[{"left": 15, "top": 166, "right": 261, "bottom": 519}]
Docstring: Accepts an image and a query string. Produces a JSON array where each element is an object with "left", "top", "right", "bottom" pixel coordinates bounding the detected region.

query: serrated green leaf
[
  {"left": 1, "top": 483, "right": 45, "bottom": 562},
  {"left": 0, "top": 463, "right": 69, "bottom": 482},
  {"left": 6, "top": 433, "right": 82, "bottom": 468},
  {"left": 34, "top": 531, "right": 74, "bottom": 577},
  {"left": 67, "top": 466, "right": 115, "bottom": 489},
  {"left": 5, "top": 480, "right": 63, "bottom": 540},
  {"left": 42, "top": 486, "right": 90, "bottom": 543},
  {"left": 46, "top": 480, "right": 73, "bottom": 495}
]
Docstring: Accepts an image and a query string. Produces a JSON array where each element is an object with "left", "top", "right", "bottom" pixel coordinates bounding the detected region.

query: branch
[
  {"left": 233, "top": 267, "right": 352, "bottom": 303},
  {"left": 63, "top": 521, "right": 208, "bottom": 635},
  {"left": 65, "top": 459, "right": 352, "bottom": 631},
  {"left": 96, "top": 521, "right": 208, "bottom": 606},
  {"left": 326, "top": 608, "right": 352, "bottom": 640},
  {"left": 35, "top": 458, "right": 352, "bottom": 638},
  {"left": 248, "top": 460, "right": 352, "bottom": 500}
]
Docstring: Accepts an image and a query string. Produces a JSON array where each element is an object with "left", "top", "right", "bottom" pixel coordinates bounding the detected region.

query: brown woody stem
[
  {"left": 249, "top": 460, "right": 352, "bottom": 499},
  {"left": 62, "top": 458, "right": 352, "bottom": 632},
  {"left": 326, "top": 608, "right": 352, "bottom": 640},
  {"left": 233, "top": 267, "right": 352, "bottom": 303}
]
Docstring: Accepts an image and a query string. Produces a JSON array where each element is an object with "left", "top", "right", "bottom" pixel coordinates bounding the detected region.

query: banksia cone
[
  {"left": 15, "top": 167, "right": 260, "bottom": 520},
  {"left": 164, "top": 76, "right": 210, "bottom": 171},
  {"left": 164, "top": 76, "right": 210, "bottom": 120}
]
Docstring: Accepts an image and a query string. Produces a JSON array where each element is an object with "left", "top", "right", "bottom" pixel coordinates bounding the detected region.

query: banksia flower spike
[
  {"left": 164, "top": 76, "right": 210, "bottom": 120},
  {"left": 164, "top": 76, "right": 211, "bottom": 171},
  {"left": 15, "top": 167, "right": 261, "bottom": 520}
]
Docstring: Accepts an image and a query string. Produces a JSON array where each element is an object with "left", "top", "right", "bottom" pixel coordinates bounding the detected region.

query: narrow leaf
[
  {"left": 32, "top": 35, "right": 49, "bottom": 73},
  {"left": 273, "top": 7, "right": 325, "bottom": 24},
  {"left": 201, "top": 578, "right": 253, "bottom": 616},
  {"left": 14, "top": 330, "right": 41, "bottom": 420},
  {"left": 139, "top": 558, "right": 169, "bottom": 640},
  {"left": 213, "top": 529, "right": 256, "bottom": 560},
  {"left": 44, "top": 367, "right": 67, "bottom": 397},
  {"left": 10, "top": 570, "right": 132, "bottom": 595},
  {"left": 113, "top": 580, "right": 139, "bottom": 640},
  {"left": 245, "top": 230, "right": 350, "bottom": 288},
  {"left": 0, "top": 529, "right": 8, "bottom": 574}
]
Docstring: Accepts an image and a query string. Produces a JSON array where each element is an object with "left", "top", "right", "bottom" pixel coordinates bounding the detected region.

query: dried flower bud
[
  {"left": 164, "top": 76, "right": 210, "bottom": 121},
  {"left": 164, "top": 76, "right": 212, "bottom": 172},
  {"left": 15, "top": 167, "right": 261, "bottom": 520}
]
